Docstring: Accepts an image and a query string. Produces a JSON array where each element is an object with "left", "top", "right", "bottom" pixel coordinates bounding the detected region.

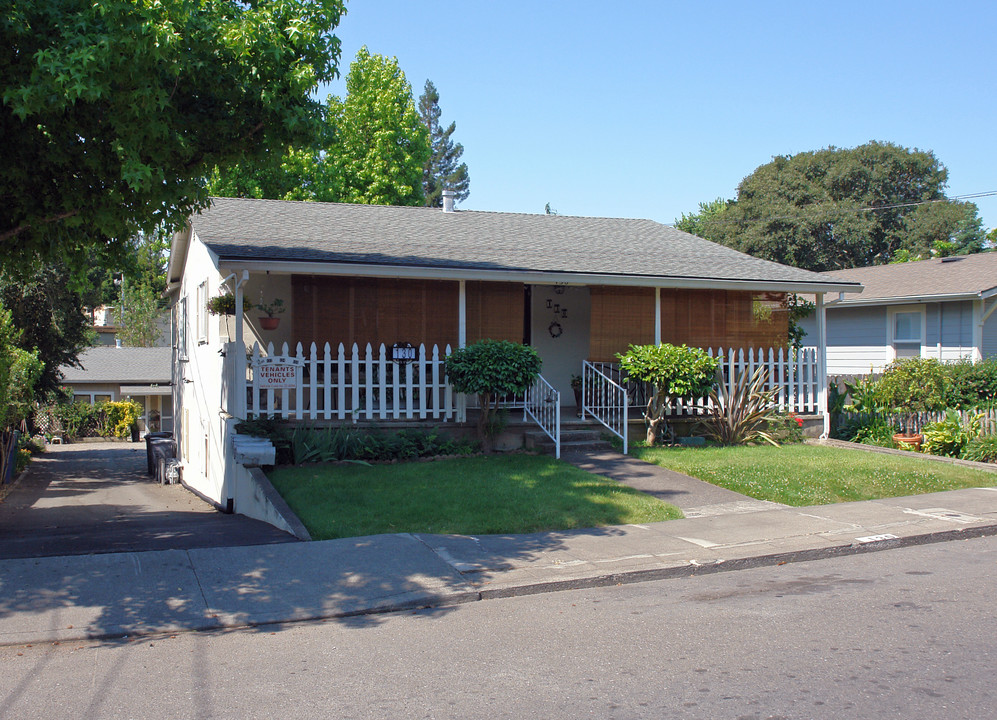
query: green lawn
[
  {"left": 632, "top": 443, "right": 997, "bottom": 506},
  {"left": 269, "top": 454, "right": 683, "bottom": 540}
]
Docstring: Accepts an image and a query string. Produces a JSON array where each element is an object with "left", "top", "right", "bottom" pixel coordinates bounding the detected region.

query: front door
[{"left": 529, "top": 285, "right": 591, "bottom": 407}]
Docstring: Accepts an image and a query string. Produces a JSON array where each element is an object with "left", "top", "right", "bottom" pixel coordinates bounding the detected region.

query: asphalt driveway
[{"left": 0, "top": 441, "right": 296, "bottom": 559}]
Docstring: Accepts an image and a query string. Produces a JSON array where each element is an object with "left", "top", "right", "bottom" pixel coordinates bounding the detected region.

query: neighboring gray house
[
  {"left": 799, "top": 253, "right": 997, "bottom": 375},
  {"left": 59, "top": 346, "right": 174, "bottom": 433}
]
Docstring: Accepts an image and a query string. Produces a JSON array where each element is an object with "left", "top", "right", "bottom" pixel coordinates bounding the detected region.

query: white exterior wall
[
  {"left": 925, "top": 301, "right": 975, "bottom": 361},
  {"left": 984, "top": 306, "right": 997, "bottom": 359},
  {"left": 529, "top": 285, "right": 590, "bottom": 404},
  {"left": 798, "top": 305, "right": 891, "bottom": 375},
  {"left": 172, "top": 234, "right": 233, "bottom": 508}
]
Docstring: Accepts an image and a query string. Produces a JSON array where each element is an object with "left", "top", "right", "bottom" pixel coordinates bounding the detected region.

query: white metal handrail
[
  {"left": 582, "top": 360, "right": 629, "bottom": 454},
  {"left": 524, "top": 374, "right": 560, "bottom": 459}
]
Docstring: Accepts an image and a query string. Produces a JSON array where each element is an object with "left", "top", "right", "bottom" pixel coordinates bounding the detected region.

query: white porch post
[
  {"left": 458, "top": 280, "right": 466, "bottom": 348},
  {"left": 816, "top": 292, "right": 829, "bottom": 438},
  {"left": 654, "top": 287, "right": 661, "bottom": 345},
  {"left": 457, "top": 280, "right": 467, "bottom": 422},
  {"left": 233, "top": 270, "right": 249, "bottom": 420}
]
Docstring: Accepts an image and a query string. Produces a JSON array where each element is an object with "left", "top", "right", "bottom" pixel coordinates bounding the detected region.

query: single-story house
[
  {"left": 59, "top": 346, "right": 174, "bottom": 433},
  {"left": 799, "top": 253, "right": 997, "bottom": 376},
  {"left": 165, "top": 194, "right": 857, "bottom": 519}
]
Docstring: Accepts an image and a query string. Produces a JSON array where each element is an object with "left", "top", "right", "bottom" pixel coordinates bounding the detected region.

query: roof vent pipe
[{"left": 442, "top": 189, "right": 455, "bottom": 213}]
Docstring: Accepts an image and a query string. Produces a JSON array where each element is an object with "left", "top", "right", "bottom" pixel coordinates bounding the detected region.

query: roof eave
[
  {"left": 828, "top": 291, "right": 987, "bottom": 308},
  {"left": 164, "top": 224, "right": 193, "bottom": 296},
  {"left": 217, "top": 258, "right": 860, "bottom": 294}
]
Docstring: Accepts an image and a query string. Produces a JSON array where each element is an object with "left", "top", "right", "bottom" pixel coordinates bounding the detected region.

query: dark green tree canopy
[
  {"left": 680, "top": 142, "right": 984, "bottom": 271},
  {"left": 1, "top": 0, "right": 345, "bottom": 275},
  {"left": 0, "top": 266, "right": 95, "bottom": 396},
  {"left": 419, "top": 80, "right": 470, "bottom": 207}
]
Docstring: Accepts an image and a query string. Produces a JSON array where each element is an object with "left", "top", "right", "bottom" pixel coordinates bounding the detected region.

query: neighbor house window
[
  {"left": 73, "top": 392, "right": 113, "bottom": 404},
  {"left": 891, "top": 308, "right": 924, "bottom": 359}
]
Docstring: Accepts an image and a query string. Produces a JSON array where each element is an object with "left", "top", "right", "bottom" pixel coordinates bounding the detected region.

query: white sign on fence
[{"left": 254, "top": 355, "right": 302, "bottom": 389}]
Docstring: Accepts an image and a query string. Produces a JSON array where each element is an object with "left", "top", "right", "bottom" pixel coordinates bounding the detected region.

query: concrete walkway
[
  {"left": 562, "top": 448, "right": 787, "bottom": 518},
  {"left": 0, "top": 442, "right": 295, "bottom": 560},
  {"left": 2, "top": 457, "right": 996, "bottom": 644}
]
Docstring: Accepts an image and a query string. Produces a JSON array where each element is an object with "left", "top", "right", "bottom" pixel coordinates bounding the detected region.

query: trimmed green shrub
[
  {"left": 877, "top": 358, "right": 947, "bottom": 434},
  {"left": 943, "top": 358, "right": 997, "bottom": 409},
  {"left": 445, "top": 340, "right": 541, "bottom": 451},
  {"left": 617, "top": 343, "right": 718, "bottom": 444}
]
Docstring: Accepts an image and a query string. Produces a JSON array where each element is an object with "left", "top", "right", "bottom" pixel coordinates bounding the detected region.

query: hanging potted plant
[
  {"left": 206, "top": 293, "right": 252, "bottom": 316},
  {"left": 256, "top": 298, "right": 285, "bottom": 330}
]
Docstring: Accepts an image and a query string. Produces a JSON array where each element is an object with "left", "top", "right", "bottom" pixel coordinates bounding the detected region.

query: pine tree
[{"left": 419, "top": 80, "right": 470, "bottom": 208}]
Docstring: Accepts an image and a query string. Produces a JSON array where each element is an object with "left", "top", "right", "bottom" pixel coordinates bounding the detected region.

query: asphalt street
[{"left": 2, "top": 534, "right": 994, "bottom": 719}]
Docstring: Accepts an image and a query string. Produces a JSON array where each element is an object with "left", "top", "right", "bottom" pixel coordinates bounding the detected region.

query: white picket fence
[
  {"left": 588, "top": 346, "right": 821, "bottom": 416},
  {"left": 247, "top": 342, "right": 458, "bottom": 421},
  {"left": 245, "top": 342, "right": 821, "bottom": 425}
]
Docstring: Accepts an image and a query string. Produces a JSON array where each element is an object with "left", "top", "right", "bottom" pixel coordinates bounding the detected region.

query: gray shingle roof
[
  {"left": 191, "top": 197, "right": 855, "bottom": 289},
  {"left": 825, "top": 253, "right": 997, "bottom": 303},
  {"left": 60, "top": 347, "right": 172, "bottom": 384}
]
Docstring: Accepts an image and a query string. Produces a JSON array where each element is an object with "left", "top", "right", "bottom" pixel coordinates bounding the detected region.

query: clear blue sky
[{"left": 318, "top": 1, "right": 997, "bottom": 231}]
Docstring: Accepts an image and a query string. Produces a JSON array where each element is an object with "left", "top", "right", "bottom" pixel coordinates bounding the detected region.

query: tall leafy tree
[
  {"left": 418, "top": 80, "right": 470, "bottom": 207},
  {"left": 0, "top": 267, "right": 95, "bottom": 396},
  {"left": 0, "top": 303, "right": 43, "bottom": 480},
  {"left": 684, "top": 142, "right": 984, "bottom": 271},
  {"left": 1, "top": 0, "right": 345, "bottom": 276},
  {"left": 674, "top": 197, "right": 730, "bottom": 237},
  {"left": 327, "top": 47, "right": 430, "bottom": 206}
]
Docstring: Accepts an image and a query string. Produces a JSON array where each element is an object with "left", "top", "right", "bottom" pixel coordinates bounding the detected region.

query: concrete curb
[{"left": 10, "top": 519, "right": 995, "bottom": 647}]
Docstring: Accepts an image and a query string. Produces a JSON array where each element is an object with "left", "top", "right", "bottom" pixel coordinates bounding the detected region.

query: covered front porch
[{"left": 221, "top": 269, "right": 833, "bottom": 457}]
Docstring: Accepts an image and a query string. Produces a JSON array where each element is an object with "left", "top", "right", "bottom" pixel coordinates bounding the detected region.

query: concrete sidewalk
[{"left": 3, "top": 485, "right": 997, "bottom": 646}]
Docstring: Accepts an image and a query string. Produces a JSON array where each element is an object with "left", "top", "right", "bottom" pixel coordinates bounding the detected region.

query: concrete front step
[{"left": 524, "top": 429, "right": 614, "bottom": 455}]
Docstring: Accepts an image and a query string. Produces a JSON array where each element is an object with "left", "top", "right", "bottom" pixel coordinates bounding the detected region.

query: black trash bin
[{"left": 145, "top": 432, "right": 173, "bottom": 477}]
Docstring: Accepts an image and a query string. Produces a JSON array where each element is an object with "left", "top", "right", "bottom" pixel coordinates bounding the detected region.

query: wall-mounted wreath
[{"left": 548, "top": 320, "right": 563, "bottom": 338}]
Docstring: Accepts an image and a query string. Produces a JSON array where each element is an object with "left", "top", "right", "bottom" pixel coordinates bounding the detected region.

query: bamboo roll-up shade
[
  {"left": 659, "top": 289, "right": 788, "bottom": 350},
  {"left": 292, "top": 275, "right": 459, "bottom": 349},
  {"left": 465, "top": 281, "right": 524, "bottom": 343},
  {"left": 589, "top": 286, "right": 655, "bottom": 361}
]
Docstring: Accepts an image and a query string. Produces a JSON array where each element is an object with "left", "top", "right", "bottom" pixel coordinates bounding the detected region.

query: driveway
[{"left": 0, "top": 441, "right": 296, "bottom": 560}]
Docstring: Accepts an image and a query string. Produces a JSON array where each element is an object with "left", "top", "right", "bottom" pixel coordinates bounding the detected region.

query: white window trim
[
  {"left": 196, "top": 280, "right": 209, "bottom": 345},
  {"left": 177, "top": 295, "right": 189, "bottom": 361},
  {"left": 887, "top": 305, "right": 926, "bottom": 362}
]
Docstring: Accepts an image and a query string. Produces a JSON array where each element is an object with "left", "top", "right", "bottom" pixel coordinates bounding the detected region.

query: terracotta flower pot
[
  {"left": 892, "top": 433, "right": 923, "bottom": 451},
  {"left": 259, "top": 316, "right": 280, "bottom": 330}
]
